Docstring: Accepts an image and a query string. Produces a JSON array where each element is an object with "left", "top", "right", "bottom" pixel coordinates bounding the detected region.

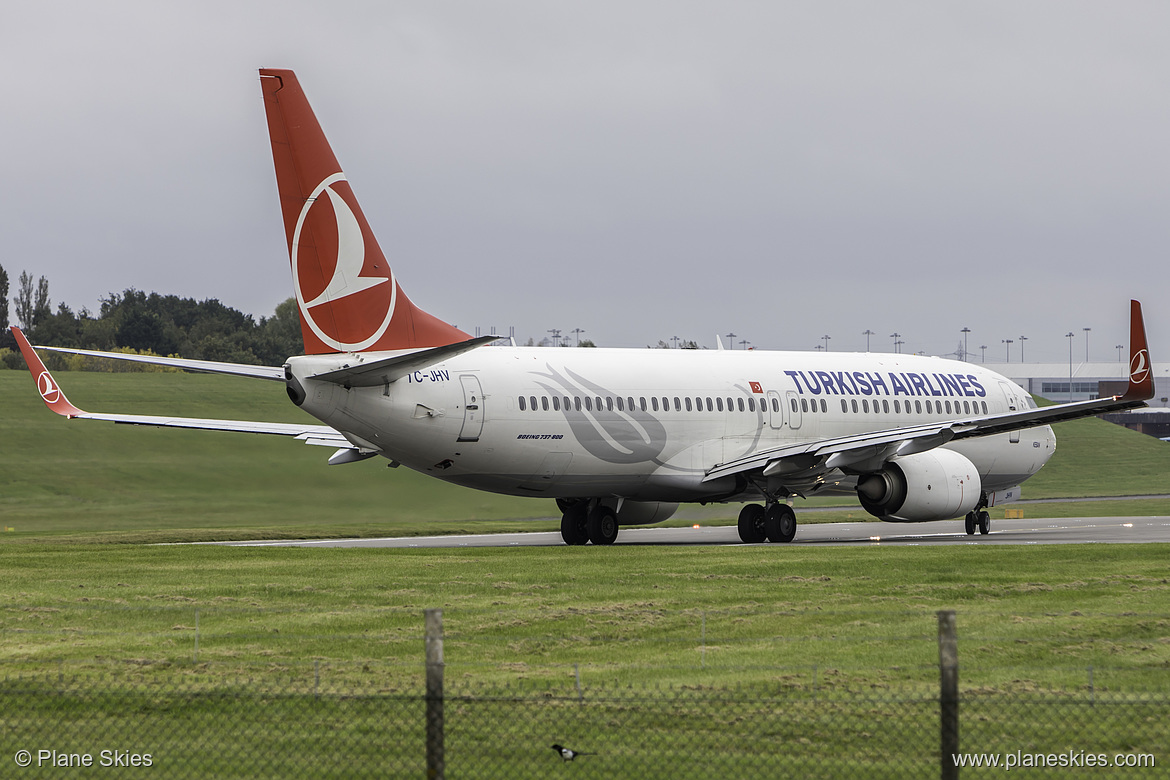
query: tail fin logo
[
  {"left": 37, "top": 371, "right": 62, "bottom": 404},
  {"left": 1130, "top": 348, "right": 1151, "bottom": 384},
  {"left": 292, "top": 173, "right": 397, "bottom": 352}
]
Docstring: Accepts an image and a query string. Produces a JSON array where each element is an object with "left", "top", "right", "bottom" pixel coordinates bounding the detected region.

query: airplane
[{"left": 11, "top": 68, "right": 1156, "bottom": 546}]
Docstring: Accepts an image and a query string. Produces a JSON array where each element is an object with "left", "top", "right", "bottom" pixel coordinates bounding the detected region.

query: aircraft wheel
[
  {"left": 978, "top": 510, "right": 991, "bottom": 535},
  {"left": 587, "top": 505, "right": 619, "bottom": 545},
  {"left": 560, "top": 503, "right": 589, "bottom": 545},
  {"left": 765, "top": 504, "right": 797, "bottom": 543},
  {"left": 737, "top": 504, "right": 767, "bottom": 543},
  {"left": 964, "top": 512, "right": 976, "bottom": 536}
]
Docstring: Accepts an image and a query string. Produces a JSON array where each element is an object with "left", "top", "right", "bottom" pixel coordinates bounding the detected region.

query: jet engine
[
  {"left": 855, "top": 449, "right": 981, "bottom": 522},
  {"left": 605, "top": 500, "right": 679, "bottom": 526}
]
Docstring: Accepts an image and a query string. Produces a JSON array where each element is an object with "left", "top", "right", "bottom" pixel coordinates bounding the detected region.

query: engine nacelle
[
  {"left": 855, "top": 449, "right": 981, "bottom": 523},
  {"left": 602, "top": 500, "right": 679, "bottom": 526}
]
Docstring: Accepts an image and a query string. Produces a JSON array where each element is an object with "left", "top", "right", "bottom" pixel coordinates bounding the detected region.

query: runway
[{"left": 208, "top": 514, "right": 1170, "bottom": 549}]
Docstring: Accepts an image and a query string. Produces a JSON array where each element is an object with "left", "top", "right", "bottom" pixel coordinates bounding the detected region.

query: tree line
[{"left": 0, "top": 263, "right": 301, "bottom": 370}]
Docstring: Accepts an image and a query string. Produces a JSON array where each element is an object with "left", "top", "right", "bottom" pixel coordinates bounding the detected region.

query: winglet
[
  {"left": 10, "top": 327, "right": 85, "bottom": 417},
  {"left": 1121, "top": 299, "right": 1154, "bottom": 402}
]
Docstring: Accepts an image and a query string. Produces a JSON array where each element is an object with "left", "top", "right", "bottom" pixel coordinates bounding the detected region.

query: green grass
[{"left": 3, "top": 543, "right": 1169, "bottom": 693}]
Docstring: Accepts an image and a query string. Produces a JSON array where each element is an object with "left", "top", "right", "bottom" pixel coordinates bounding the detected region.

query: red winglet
[
  {"left": 1121, "top": 300, "right": 1154, "bottom": 402},
  {"left": 10, "top": 327, "right": 85, "bottom": 417}
]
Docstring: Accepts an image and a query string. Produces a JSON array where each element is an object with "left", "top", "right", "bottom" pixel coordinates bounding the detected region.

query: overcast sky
[{"left": 3, "top": 1, "right": 1167, "bottom": 363}]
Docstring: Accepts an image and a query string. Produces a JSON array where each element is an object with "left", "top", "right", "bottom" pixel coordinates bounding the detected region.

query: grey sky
[{"left": 2, "top": 1, "right": 1166, "bottom": 362}]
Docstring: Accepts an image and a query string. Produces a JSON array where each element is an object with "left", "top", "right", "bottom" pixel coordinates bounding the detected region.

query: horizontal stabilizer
[{"left": 309, "top": 336, "right": 502, "bottom": 387}]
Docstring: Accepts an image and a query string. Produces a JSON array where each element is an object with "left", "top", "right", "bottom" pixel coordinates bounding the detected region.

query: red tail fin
[{"left": 259, "top": 69, "right": 468, "bottom": 354}]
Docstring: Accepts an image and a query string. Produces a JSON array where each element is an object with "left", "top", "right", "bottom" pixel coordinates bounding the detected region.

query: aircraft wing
[
  {"left": 10, "top": 327, "right": 354, "bottom": 454},
  {"left": 706, "top": 300, "right": 1155, "bottom": 483},
  {"left": 31, "top": 344, "right": 285, "bottom": 380}
]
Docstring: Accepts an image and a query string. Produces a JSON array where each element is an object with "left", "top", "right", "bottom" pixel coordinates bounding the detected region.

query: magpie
[{"left": 551, "top": 743, "right": 591, "bottom": 762}]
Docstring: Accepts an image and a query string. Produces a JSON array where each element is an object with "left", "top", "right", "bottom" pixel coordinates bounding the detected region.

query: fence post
[
  {"left": 938, "top": 610, "right": 959, "bottom": 780},
  {"left": 425, "top": 609, "right": 445, "bottom": 780}
]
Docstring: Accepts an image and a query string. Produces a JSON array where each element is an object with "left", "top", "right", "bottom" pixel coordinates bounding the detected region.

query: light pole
[
  {"left": 670, "top": 335, "right": 680, "bottom": 349},
  {"left": 960, "top": 327, "right": 971, "bottom": 361},
  {"left": 1083, "top": 327, "right": 1091, "bottom": 362},
  {"left": 863, "top": 329, "right": 874, "bottom": 352},
  {"left": 890, "top": 332, "right": 901, "bottom": 354},
  {"left": 1002, "top": 339, "right": 1014, "bottom": 362},
  {"left": 821, "top": 334, "right": 831, "bottom": 352},
  {"left": 572, "top": 328, "right": 585, "bottom": 346},
  {"left": 1066, "top": 332, "right": 1075, "bottom": 402},
  {"left": 1018, "top": 335, "right": 1028, "bottom": 362},
  {"left": 979, "top": 345, "right": 987, "bottom": 362},
  {"left": 548, "top": 328, "right": 562, "bottom": 347},
  {"left": 1116, "top": 344, "right": 1124, "bottom": 361},
  {"left": 726, "top": 332, "right": 737, "bottom": 350},
  {"left": 739, "top": 339, "right": 751, "bottom": 350}
]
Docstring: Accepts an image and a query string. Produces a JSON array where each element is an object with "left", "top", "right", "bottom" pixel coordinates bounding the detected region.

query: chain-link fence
[
  {"left": 2, "top": 607, "right": 1167, "bottom": 778},
  {"left": 2, "top": 671, "right": 1164, "bottom": 778}
]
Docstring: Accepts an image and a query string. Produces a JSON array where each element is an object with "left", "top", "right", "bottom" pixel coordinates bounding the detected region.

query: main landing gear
[
  {"left": 737, "top": 502, "right": 796, "bottom": 544},
  {"left": 558, "top": 500, "right": 618, "bottom": 546},
  {"left": 964, "top": 509, "right": 991, "bottom": 536}
]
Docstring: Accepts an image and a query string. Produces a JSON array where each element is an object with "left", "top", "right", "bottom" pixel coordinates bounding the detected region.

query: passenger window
[
  {"left": 963, "top": 400, "right": 970, "bottom": 414},
  {"left": 575, "top": 397, "right": 582, "bottom": 412},
  {"left": 790, "top": 398, "right": 797, "bottom": 413},
  {"left": 822, "top": 399, "right": 827, "bottom": 412},
  {"left": 945, "top": 400, "right": 952, "bottom": 414},
  {"left": 530, "top": 396, "right": 537, "bottom": 411},
  {"left": 674, "top": 397, "right": 682, "bottom": 412},
  {"left": 915, "top": 400, "right": 922, "bottom": 414},
  {"left": 851, "top": 399, "right": 858, "bottom": 413},
  {"left": 894, "top": 400, "right": 900, "bottom": 413},
  {"left": 606, "top": 397, "right": 614, "bottom": 411},
  {"left": 841, "top": 399, "right": 848, "bottom": 412},
  {"left": 628, "top": 397, "right": 635, "bottom": 411},
  {"left": 541, "top": 396, "right": 549, "bottom": 411},
  {"left": 748, "top": 397, "right": 756, "bottom": 412},
  {"left": 616, "top": 397, "right": 624, "bottom": 411},
  {"left": 552, "top": 396, "right": 560, "bottom": 411},
  {"left": 883, "top": 400, "right": 889, "bottom": 413},
  {"left": 584, "top": 397, "right": 592, "bottom": 412},
  {"left": 706, "top": 397, "right": 714, "bottom": 412},
  {"left": 716, "top": 398, "right": 724, "bottom": 412},
  {"left": 596, "top": 396, "right": 603, "bottom": 411},
  {"left": 982, "top": 401, "right": 988, "bottom": 414},
  {"left": 685, "top": 397, "right": 693, "bottom": 412},
  {"left": 696, "top": 397, "right": 703, "bottom": 411},
  {"left": 652, "top": 397, "right": 659, "bottom": 412},
  {"left": 640, "top": 397, "right": 647, "bottom": 412},
  {"left": 737, "top": 398, "right": 745, "bottom": 412},
  {"left": 862, "top": 399, "right": 869, "bottom": 413},
  {"left": 662, "top": 397, "right": 669, "bottom": 411},
  {"left": 519, "top": 396, "right": 526, "bottom": 411}
]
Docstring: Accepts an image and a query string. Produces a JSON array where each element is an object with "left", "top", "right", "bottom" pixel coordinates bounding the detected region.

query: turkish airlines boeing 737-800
[{"left": 12, "top": 69, "right": 1155, "bottom": 545}]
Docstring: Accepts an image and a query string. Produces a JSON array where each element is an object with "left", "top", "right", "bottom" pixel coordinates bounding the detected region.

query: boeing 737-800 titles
[{"left": 12, "top": 69, "right": 1155, "bottom": 545}]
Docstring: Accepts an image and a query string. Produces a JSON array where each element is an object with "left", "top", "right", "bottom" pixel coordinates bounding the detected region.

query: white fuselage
[{"left": 286, "top": 347, "right": 1055, "bottom": 509}]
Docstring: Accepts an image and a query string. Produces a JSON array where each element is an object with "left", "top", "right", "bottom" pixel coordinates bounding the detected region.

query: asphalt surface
[{"left": 208, "top": 514, "right": 1170, "bottom": 549}]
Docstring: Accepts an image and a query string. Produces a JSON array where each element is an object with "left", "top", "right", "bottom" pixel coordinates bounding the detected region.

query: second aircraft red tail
[{"left": 259, "top": 69, "right": 468, "bottom": 354}]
